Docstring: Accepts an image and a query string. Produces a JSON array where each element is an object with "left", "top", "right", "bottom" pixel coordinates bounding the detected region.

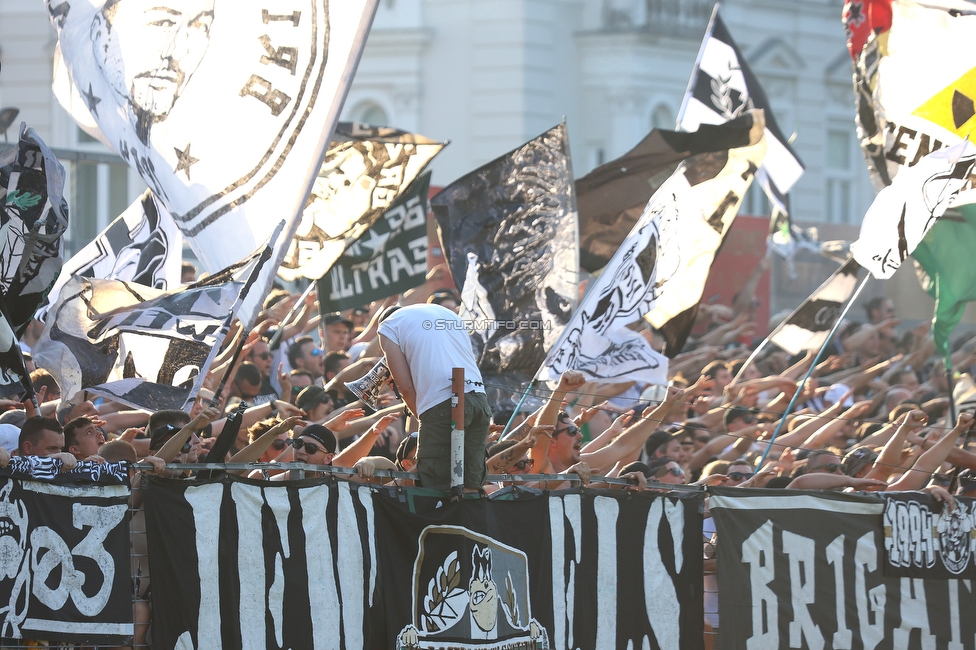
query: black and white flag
[
  {"left": 280, "top": 123, "right": 445, "bottom": 281},
  {"left": 851, "top": 139, "right": 976, "bottom": 279},
  {"left": 769, "top": 257, "right": 863, "bottom": 356},
  {"left": 145, "top": 475, "right": 704, "bottom": 650},
  {"left": 32, "top": 240, "right": 270, "bottom": 407},
  {"left": 882, "top": 492, "right": 976, "bottom": 579},
  {"left": 678, "top": 7, "right": 804, "bottom": 200},
  {"left": 38, "top": 189, "right": 181, "bottom": 321},
  {"left": 0, "top": 475, "right": 131, "bottom": 644},
  {"left": 540, "top": 113, "right": 766, "bottom": 380},
  {"left": 317, "top": 172, "right": 430, "bottom": 312},
  {"left": 711, "top": 488, "right": 976, "bottom": 650},
  {"left": 0, "top": 125, "right": 69, "bottom": 397},
  {"left": 47, "top": 0, "right": 380, "bottom": 312},
  {"left": 432, "top": 123, "right": 578, "bottom": 382}
]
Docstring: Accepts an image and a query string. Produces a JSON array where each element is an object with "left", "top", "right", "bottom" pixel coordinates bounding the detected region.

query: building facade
[{"left": 0, "top": 0, "right": 953, "bottom": 328}]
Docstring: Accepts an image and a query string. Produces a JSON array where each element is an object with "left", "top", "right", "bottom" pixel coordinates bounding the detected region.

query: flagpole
[
  {"left": 501, "top": 380, "right": 535, "bottom": 440},
  {"left": 730, "top": 336, "right": 769, "bottom": 384},
  {"left": 268, "top": 281, "right": 316, "bottom": 350},
  {"left": 676, "top": 2, "right": 720, "bottom": 127},
  {"left": 756, "top": 273, "right": 871, "bottom": 468},
  {"left": 181, "top": 221, "right": 284, "bottom": 411}
]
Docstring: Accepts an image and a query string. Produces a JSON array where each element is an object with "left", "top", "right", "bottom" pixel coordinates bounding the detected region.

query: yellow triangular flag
[{"left": 913, "top": 67, "right": 976, "bottom": 137}]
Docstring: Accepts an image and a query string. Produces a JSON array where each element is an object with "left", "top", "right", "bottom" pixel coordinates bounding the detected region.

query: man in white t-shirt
[{"left": 378, "top": 304, "right": 490, "bottom": 493}]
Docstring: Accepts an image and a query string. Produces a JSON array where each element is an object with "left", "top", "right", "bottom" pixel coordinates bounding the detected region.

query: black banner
[
  {"left": 317, "top": 172, "right": 430, "bottom": 312},
  {"left": 145, "top": 476, "right": 703, "bottom": 650},
  {"left": 0, "top": 475, "right": 131, "bottom": 643},
  {"left": 431, "top": 123, "right": 578, "bottom": 391},
  {"left": 712, "top": 489, "right": 976, "bottom": 650},
  {"left": 883, "top": 493, "right": 976, "bottom": 579}
]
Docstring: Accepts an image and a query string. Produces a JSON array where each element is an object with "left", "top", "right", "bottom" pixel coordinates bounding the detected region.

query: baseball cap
[
  {"left": 0, "top": 424, "right": 19, "bottom": 454},
  {"left": 324, "top": 313, "right": 353, "bottom": 328},
  {"left": 300, "top": 424, "right": 336, "bottom": 453},
  {"left": 296, "top": 386, "right": 335, "bottom": 412},
  {"left": 396, "top": 432, "right": 419, "bottom": 469}
]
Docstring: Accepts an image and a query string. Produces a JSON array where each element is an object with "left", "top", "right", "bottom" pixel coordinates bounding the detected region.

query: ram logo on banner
[
  {"left": 281, "top": 124, "right": 444, "bottom": 282},
  {"left": 397, "top": 526, "right": 546, "bottom": 649},
  {"left": 0, "top": 475, "right": 131, "bottom": 644},
  {"left": 711, "top": 488, "right": 976, "bottom": 649},
  {"left": 144, "top": 476, "right": 704, "bottom": 650},
  {"left": 883, "top": 493, "right": 976, "bottom": 578},
  {"left": 39, "top": 189, "right": 181, "bottom": 320},
  {"left": 317, "top": 172, "right": 431, "bottom": 312}
]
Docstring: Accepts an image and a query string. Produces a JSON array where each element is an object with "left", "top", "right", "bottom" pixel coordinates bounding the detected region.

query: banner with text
[
  {"left": 317, "top": 172, "right": 430, "bottom": 312},
  {"left": 0, "top": 475, "right": 131, "bottom": 644},
  {"left": 711, "top": 489, "right": 976, "bottom": 650},
  {"left": 144, "top": 477, "right": 703, "bottom": 650}
]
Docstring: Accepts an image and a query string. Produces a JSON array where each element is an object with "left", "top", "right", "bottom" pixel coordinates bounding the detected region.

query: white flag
[
  {"left": 38, "top": 190, "right": 181, "bottom": 321},
  {"left": 851, "top": 140, "right": 976, "bottom": 279},
  {"left": 47, "top": 0, "right": 379, "bottom": 313},
  {"left": 539, "top": 111, "right": 766, "bottom": 383}
]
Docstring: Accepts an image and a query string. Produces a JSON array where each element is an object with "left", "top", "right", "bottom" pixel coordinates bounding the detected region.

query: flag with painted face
[{"left": 47, "top": 0, "right": 380, "bottom": 322}]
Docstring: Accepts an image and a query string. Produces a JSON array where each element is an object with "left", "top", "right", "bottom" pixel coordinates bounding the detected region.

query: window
[
  {"left": 352, "top": 102, "right": 389, "bottom": 127},
  {"left": 651, "top": 104, "right": 673, "bottom": 130},
  {"left": 825, "top": 129, "right": 854, "bottom": 223}
]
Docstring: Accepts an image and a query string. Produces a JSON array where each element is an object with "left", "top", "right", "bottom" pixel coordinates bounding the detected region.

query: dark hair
[
  {"left": 288, "top": 336, "right": 316, "bottom": 368},
  {"left": 427, "top": 290, "right": 459, "bottom": 307},
  {"left": 234, "top": 362, "right": 262, "bottom": 386},
  {"left": 643, "top": 430, "right": 673, "bottom": 458},
  {"left": 701, "top": 360, "right": 729, "bottom": 379},
  {"left": 619, "top": 461, "right": 653, "bottom": 479},
  {"left": 723, "top": 406, "right": 756, "bottom": 429},
  {"left": 864, "top": 296, "right": 889, "bottom": 318},
  {"left": 492, "top": 410, "right": 515, "bottom": 427},
  {"left": 487, "top": 439, "right": 518, "bottom": 458},
  {"left": 63, "top": 416, "right": 96, "bottom": 451},
  {"left": 324, "top": 351, "right": 350, "bottom": 375},
  {"left": 290, "top": 369, "right": 314, "bottom": 382},
  {"left": 19, "top": 416, "right": 62, "bottom": 454},
  {"left": 147, "top": 410, "right": 191, "bottom": 442},
  {"left": 263, "top": 288, "right": 291, "bottom": 311}
]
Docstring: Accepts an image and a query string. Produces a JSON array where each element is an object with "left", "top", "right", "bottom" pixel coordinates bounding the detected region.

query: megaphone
[{"left": 345, "top": 359, "right": 391, "bottom": 410}]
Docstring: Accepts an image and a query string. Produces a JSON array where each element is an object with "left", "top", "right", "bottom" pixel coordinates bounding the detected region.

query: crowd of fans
[{"left": 5, "top": 259, "right": 976, "bottom": 648}]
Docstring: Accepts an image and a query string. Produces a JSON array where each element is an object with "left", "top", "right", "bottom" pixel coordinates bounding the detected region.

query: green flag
[{"left": 912, "top": 204, "right": 976, "bottom": 356}]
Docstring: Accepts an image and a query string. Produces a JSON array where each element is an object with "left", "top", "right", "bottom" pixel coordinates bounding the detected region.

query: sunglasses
[
  {"left": 556, "top": 425, "right": 581, "bottom": 437},
  {"left": 696, "top": 435, "right": 711, "bottom": 444},
  {"left": 271, "top": 438, "right": 289, "bottom": 451},
  {"left": 290, "top": 438, "right": 331, "bottom": 455},
  {"left": 728, "top": 471, "right": 753, "bottom": 481},
  {"left": 656, "top": 467, "right": 685, "bottom": 478},
  {"left": 291, "top": 386, "right": 305, "bottom": 394},
  {"left": 513, "top": 458, "right": 535, "bottom": 471},
  {"left": 310, "top": 348, "right": 324, "bottom": 357},
  {"left": 251, "top": 351, "right": 272, "bottom": 360}
]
